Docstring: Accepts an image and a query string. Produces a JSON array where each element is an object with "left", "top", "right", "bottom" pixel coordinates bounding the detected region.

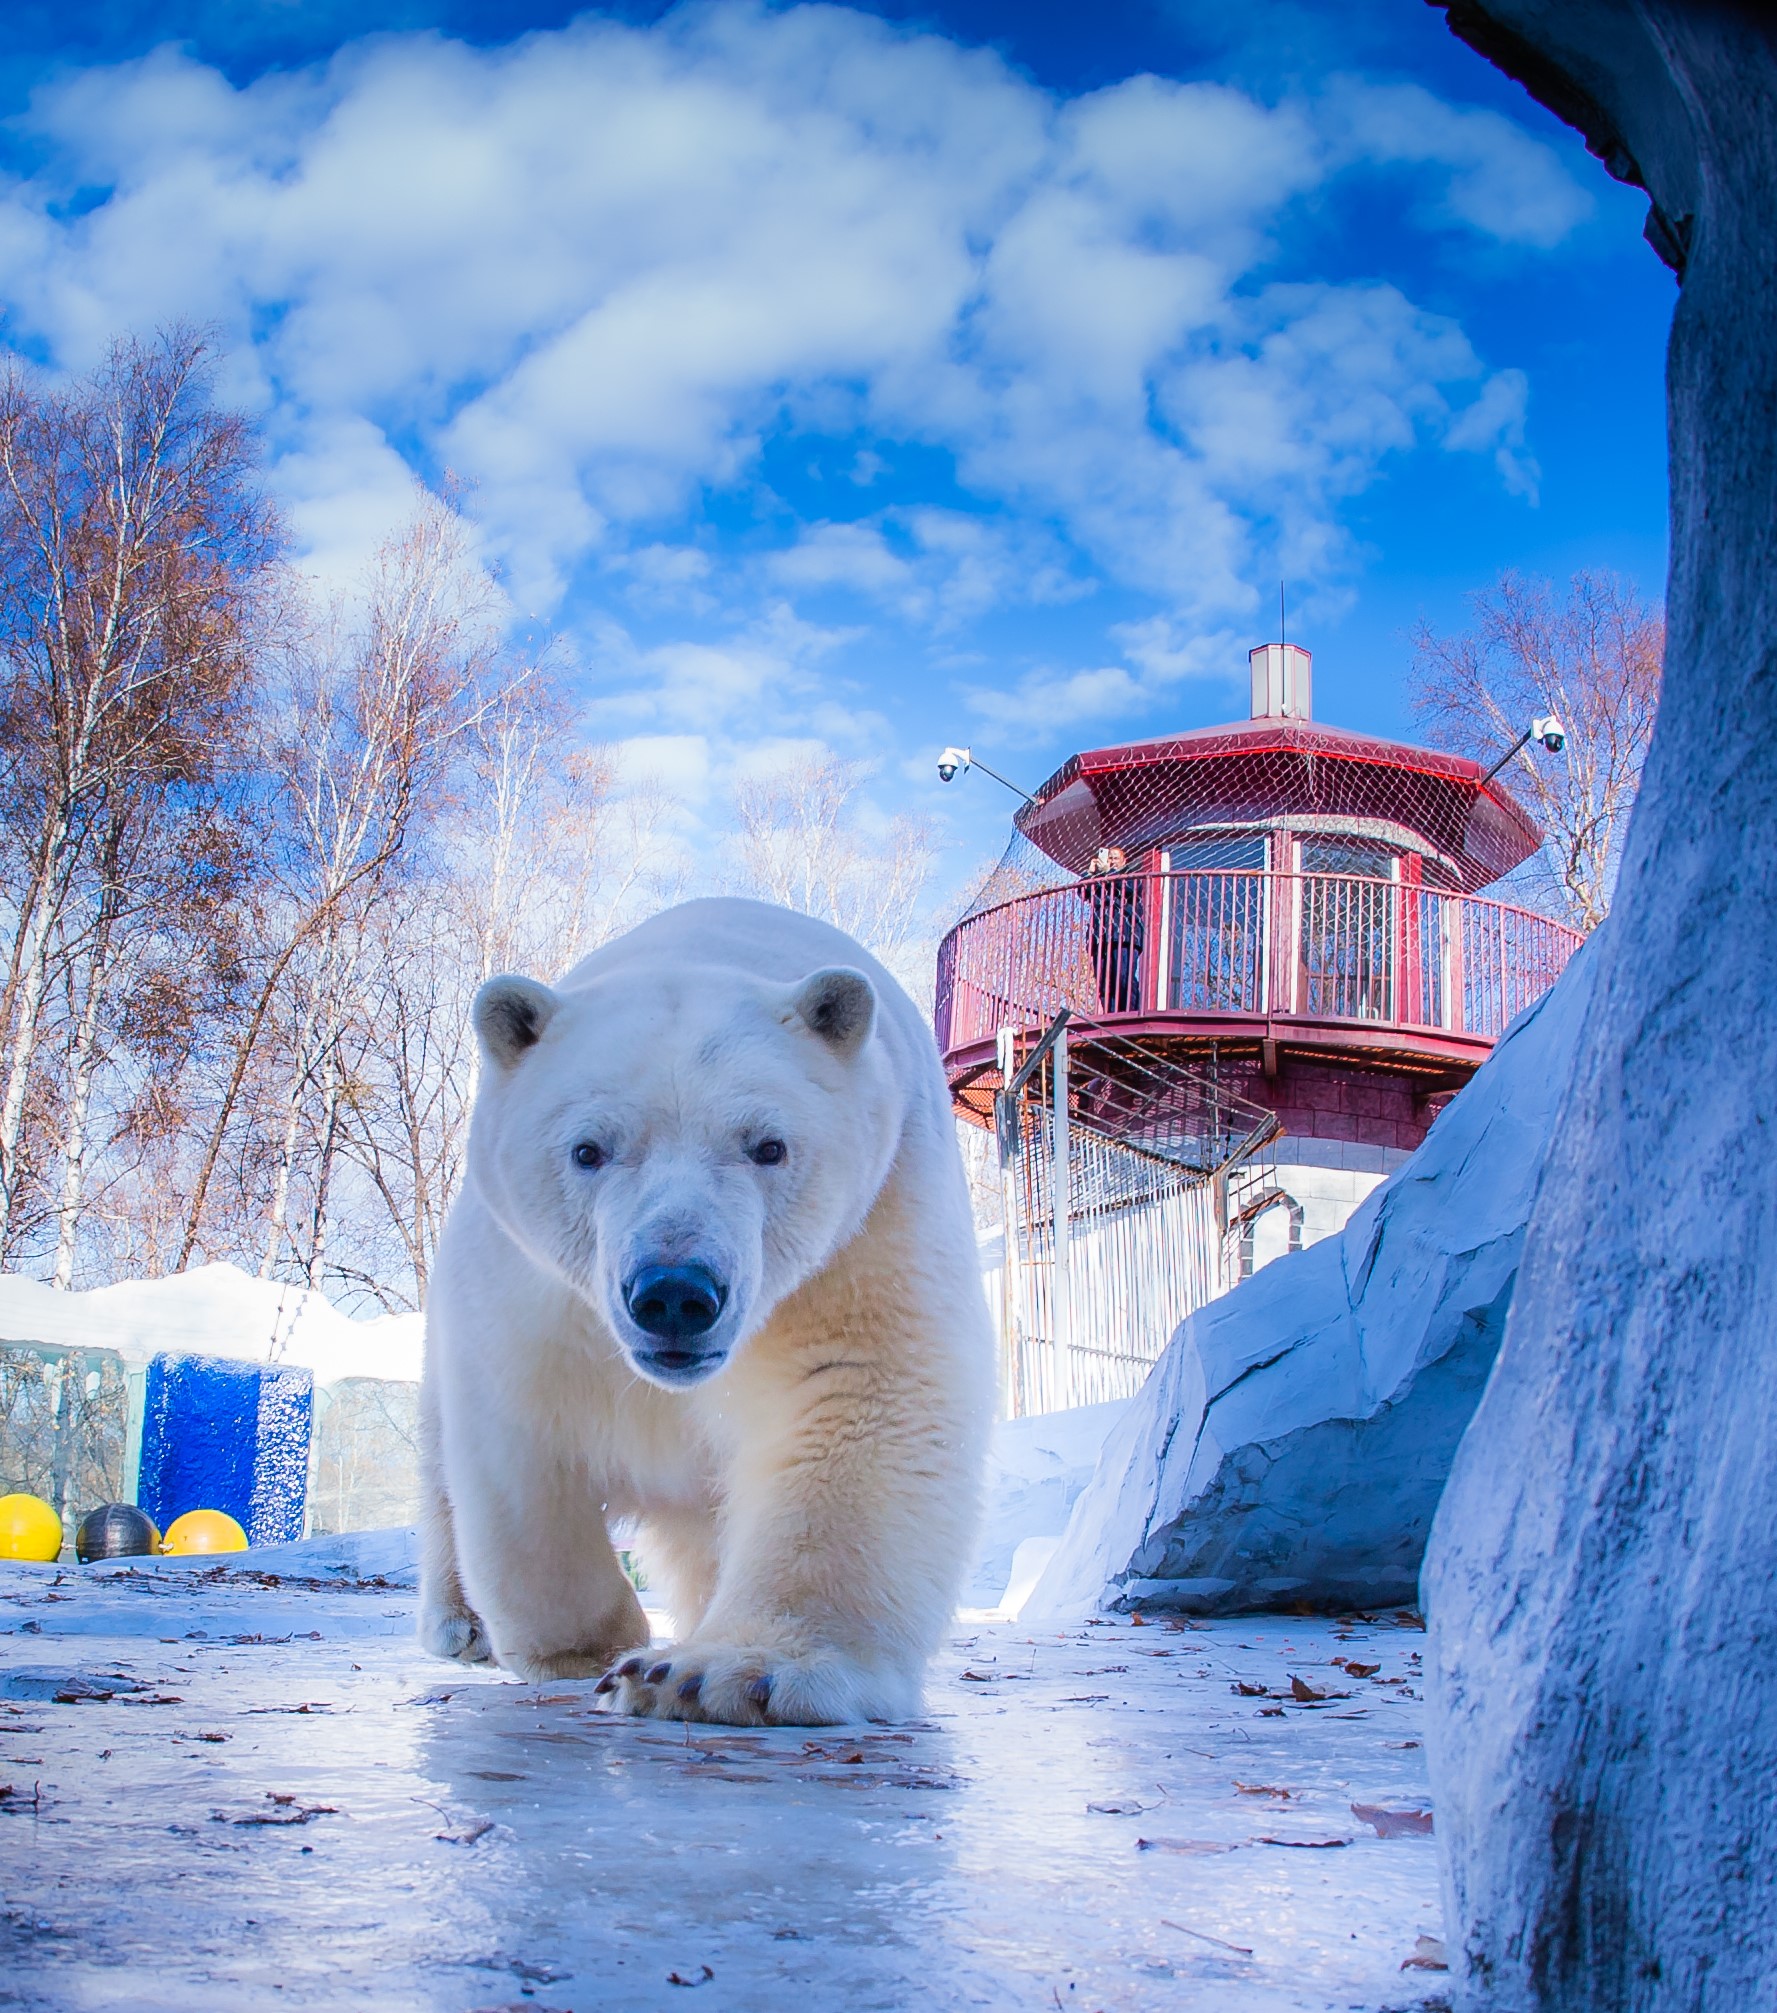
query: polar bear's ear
[
  {"left": 473, "top": 974, "right": 560, "bottom": 1069},
  {"left": 789, "top": 966, "right": 877, "bottom": 1056}
]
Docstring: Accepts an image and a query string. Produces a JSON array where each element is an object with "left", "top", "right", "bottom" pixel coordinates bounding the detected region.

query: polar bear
[{"left": 418, "top": 897, "right": 995, "bottom": 1725}]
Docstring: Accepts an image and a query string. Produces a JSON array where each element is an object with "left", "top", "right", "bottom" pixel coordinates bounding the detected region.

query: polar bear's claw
[
  {"left": 598, "top": 1641, "right": 898, "bottom": 1726},
  {"left": 420, "top": 1604, "right": 493, "bottom": 1665}
]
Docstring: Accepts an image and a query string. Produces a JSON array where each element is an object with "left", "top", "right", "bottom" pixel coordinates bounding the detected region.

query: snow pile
[
  {"left": 0, "top": 1262, "right": 423, "bottom": 1385},
  {"left": 80, "top": 1524, "right": 427, "bottom": 1587},
  {"left": 1027, "top": 937, "right": 1599, "bottom": 1622},
  {"left": 965, "top": 1400, "right": 1127, "bottom": 1608}
]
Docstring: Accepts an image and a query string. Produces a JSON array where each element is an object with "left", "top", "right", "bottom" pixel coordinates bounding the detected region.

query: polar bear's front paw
[
  {"left": 594, "top": 1641, "right": 911, "bottom": 1726},
  {"left": 419, "top": 1600, "right": 493, "bottom": 1665}
]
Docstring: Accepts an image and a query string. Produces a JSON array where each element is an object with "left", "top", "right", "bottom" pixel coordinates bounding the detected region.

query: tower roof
[{"left": 1015, "top": 712, "right": 1543, "bottom": 892}]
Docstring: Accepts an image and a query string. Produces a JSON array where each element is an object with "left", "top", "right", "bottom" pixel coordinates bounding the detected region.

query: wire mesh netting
[
  {"left": 938, "top": 697, "right": 1583, "bottom": 1083},
  {"left": 952, "top": 660, "right": 1589, "bottom": 1416},
  {"left": 969, "top": 706, "right": 1545, "bottom": 914}
]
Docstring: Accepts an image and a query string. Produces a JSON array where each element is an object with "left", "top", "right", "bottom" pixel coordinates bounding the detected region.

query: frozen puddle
[{"left": 0, "top": 1559, "right": 1447, "bottom": 2011}]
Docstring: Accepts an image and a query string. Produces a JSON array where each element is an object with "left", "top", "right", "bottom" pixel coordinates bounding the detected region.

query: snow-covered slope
[
  {"left": 1026, "top": 936, "right": 1599, "bottom": 1622},
  {"left": 965, "top": 1400, "right": 1128, "bottom": 1607},
  {"left": 0, "top": 1262, "right": 423, "bottom": 1385}
]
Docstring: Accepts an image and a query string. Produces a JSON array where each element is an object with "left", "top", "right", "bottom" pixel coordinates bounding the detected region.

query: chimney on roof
[{"left": 1250, "top": 641, "right": 1312, "bottom": 721}]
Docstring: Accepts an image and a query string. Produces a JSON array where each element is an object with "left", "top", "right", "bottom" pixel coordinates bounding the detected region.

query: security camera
[
  {"left": 937, "top": 746, "right": 971, "bottom": 784},
  {"left": 1532, "top": 715, "right": 1566, "bottom": 755}
]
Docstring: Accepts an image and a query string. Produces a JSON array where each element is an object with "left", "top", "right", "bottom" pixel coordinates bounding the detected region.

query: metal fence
[
  {"left": 936, "top": 869, "right": 1584, "bottom": 1057},
  {"left": 991, "top": 1023, "right": 1277, "bottom": 1417}
]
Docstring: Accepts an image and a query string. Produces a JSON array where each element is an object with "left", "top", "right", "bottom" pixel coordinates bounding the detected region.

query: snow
[
  {"left": 966, "top": 1400, "right": 1128, "bottom": 1609},
  {"left": 0, "top": 1543, "right": 1450, "bottom": 2011},
  {"left": 1028, "top": 936, "right": 1599, "bottom": 1624},
  {"left": 0, "top": 1262, "right": 424, "bottom": 1385}
]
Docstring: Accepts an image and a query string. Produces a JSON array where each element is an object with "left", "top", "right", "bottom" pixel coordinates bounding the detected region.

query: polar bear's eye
[
  {"left": 748, "top": 1137, "right": 787, "bottom": 1167},
  {"left": 571, "top": 1140, "right": 606, "bottom": 1170}
]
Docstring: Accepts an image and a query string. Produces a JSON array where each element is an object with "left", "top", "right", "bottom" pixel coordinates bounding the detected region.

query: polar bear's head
[{"left": 465, "top": 961, "right": 898, "bottom": 1389}]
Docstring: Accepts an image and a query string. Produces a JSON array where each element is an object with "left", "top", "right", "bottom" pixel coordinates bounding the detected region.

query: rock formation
[
  {"left": 1025, "top": 939, "right": 1596, "bottom": 1623},
  {"left": 1423, "top": 6, "right": 1777, "bottom": 2008}
]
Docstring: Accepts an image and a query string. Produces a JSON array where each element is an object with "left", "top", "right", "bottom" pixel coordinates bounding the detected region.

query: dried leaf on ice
[
  {"left": 1086, "top": 1798, "right": 1144, "bottom": 1815},
  {"left": 666, "top": 1964, "right": 714, "bottom": 1987},
  {"left": 1136, "top": 1836, "right": 1235, "bottom": 1854},
  {"left": 1402, "top": 1934, "right": 1449, "bottom": 1970},
  {"left": 214, "top": 1792, "right": 339, "bottom": 1827},
  {"left": 1352, "top": 1802, "right": 1434, "bottom": 1838}
]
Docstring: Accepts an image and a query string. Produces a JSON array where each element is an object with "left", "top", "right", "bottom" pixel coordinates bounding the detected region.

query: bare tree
[
  {"left": 333, "top": 677, "right": 681, "bottom": 1309},
  {"left": 174, "top": 496, "right": 495, "bottom": 1276},
  {"left": 732, "top": 755, "right": 937, "bottom": 990},
  {"left": 0, "top": 328, "right": 277, "bottom": 1260},
  {"left": 45, "top": 782, "right": 251, "bottom": 1288},
  {"left": 1411, "top": 572, "right": 1663, "bottom": 931}
]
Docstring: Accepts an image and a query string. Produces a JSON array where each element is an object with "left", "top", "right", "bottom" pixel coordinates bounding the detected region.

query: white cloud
[
  {"left": 0, "top": 4, "right": 1589, "bottom": 760},
  {"left": 965, "top": 663, "right": 1148, "bottom": 741},
  {"left": 768, "top": 521, "right": 916, "bottom": 598},
  {"left": 1323, "top": 79, "right": 1594, "bottom": 249},
  {"left": 1444, "top": 366, "right": 1538, "bottom": 500}
]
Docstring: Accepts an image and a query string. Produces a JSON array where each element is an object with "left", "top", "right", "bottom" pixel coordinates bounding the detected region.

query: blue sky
[{"left": 0, "top": 0, "right": 1673, "bottom": 892}]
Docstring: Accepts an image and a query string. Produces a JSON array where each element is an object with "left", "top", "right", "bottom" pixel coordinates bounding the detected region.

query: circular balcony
[{"left": 935, "top": 868, "right": 1584, "bottom": 1097}]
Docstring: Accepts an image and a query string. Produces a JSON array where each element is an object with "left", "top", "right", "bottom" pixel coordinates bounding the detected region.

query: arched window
[{"left": 1238, "top": 1190, "right": 1305, "bottom": 1278}]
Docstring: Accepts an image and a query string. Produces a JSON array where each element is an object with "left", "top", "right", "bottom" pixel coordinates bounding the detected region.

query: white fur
[{"left": 420, "top": 898, "right": 995, "bottom": 1725}]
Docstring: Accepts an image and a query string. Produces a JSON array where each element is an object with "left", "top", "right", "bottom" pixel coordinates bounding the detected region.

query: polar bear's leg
[
  {"left": 447, "top": 1439, "right": 652, "bottom": 1684},
  {"left": 602, "top": 1319, "right": 984, "bottom": 1726},
  {"left": 635, "top": 1506, "right": 722, "bottom": 1638},
  {"left": 417, "top": 1371, "right": 491, "bottom": 1665}
]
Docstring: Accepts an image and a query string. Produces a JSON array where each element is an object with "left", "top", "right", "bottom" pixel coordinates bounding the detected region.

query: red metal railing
[{"left": 934, "top": 870, "right": 1584, "bottom": 1059}]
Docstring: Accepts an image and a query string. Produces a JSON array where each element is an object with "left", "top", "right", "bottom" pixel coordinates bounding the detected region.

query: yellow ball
[
  {"left": 161, "top": 1509, "right": 248, "bottom": 1555},
  {"left": 0, "top": 1492, "right": 64, "bottom": 1562}
]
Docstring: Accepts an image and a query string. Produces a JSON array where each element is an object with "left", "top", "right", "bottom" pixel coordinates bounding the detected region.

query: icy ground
[{"left": 0, "top": 1544, "right": 1449, "bottom": 2013}]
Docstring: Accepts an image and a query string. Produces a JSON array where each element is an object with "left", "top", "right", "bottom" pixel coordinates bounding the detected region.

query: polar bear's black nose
[{"left": 625, "top": 1264, "right": 728, "bottom": 1341}]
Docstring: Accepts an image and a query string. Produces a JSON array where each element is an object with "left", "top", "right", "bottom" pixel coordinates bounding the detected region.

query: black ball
[{"left": 75, "top": 1502, "right": 160, "bottom": 1563}]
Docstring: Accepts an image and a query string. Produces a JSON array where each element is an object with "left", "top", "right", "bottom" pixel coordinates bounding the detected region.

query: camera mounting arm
[
  {"left": 1479, "top": 715, "right": 1567, "bottom": 790},
  {"left": 936, "top": 746, "right": 1038, "bottom": 806}
]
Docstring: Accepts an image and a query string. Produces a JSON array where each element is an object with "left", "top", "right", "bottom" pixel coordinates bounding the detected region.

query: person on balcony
[{"left": 1085, "top": 845, "right": 1145, "bottom": 1015}]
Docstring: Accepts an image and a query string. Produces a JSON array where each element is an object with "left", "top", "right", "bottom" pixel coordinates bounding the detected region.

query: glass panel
[
  {"left": 1165, "top": 833, "right": 1268, "bottom": 871},
  {"left": 1299, "top": 835, "right": 1394, "bottom": 878},
  {"left": 1167, "top": 853, "right": 1265, "bottom": 1013},
  {"left": 1300, "top": 865, "right": 1395, "bottom": 1020}
]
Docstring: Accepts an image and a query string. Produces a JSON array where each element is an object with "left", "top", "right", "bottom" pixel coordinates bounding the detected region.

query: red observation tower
[{"left": 935, "top": 642, "right": 1585, "bottom": 1266}]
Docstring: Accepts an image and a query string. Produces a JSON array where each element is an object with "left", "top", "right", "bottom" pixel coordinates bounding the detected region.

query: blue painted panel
[
  {"left": 249, "top": 1365, "right": 313, "bottom": 1546},
  {"left": 138, "top": 1354, "right": 314, "bottom": 1545}
]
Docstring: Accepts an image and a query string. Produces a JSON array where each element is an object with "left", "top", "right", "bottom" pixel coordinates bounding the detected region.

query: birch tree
[
  {"left": 174, "top": 497, "right": 495, "bottom": 1274},
  {"left": 732, "top": 754, "right": 937, "bottom": 986},
  {"left": 0, "top": 328, "right": 276, "bottom": 1259},
  {"left": 1411, "top": 572, "right": 1664, "bottom": 931}
]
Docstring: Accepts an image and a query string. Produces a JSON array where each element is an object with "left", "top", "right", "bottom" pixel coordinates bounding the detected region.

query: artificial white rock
[
  {"left": 1423, "top": 9, "right": 1777, "bottom": 2008},
  {"left": 1026, "top": 936, "right": 1599, "bottom": 1624}
]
